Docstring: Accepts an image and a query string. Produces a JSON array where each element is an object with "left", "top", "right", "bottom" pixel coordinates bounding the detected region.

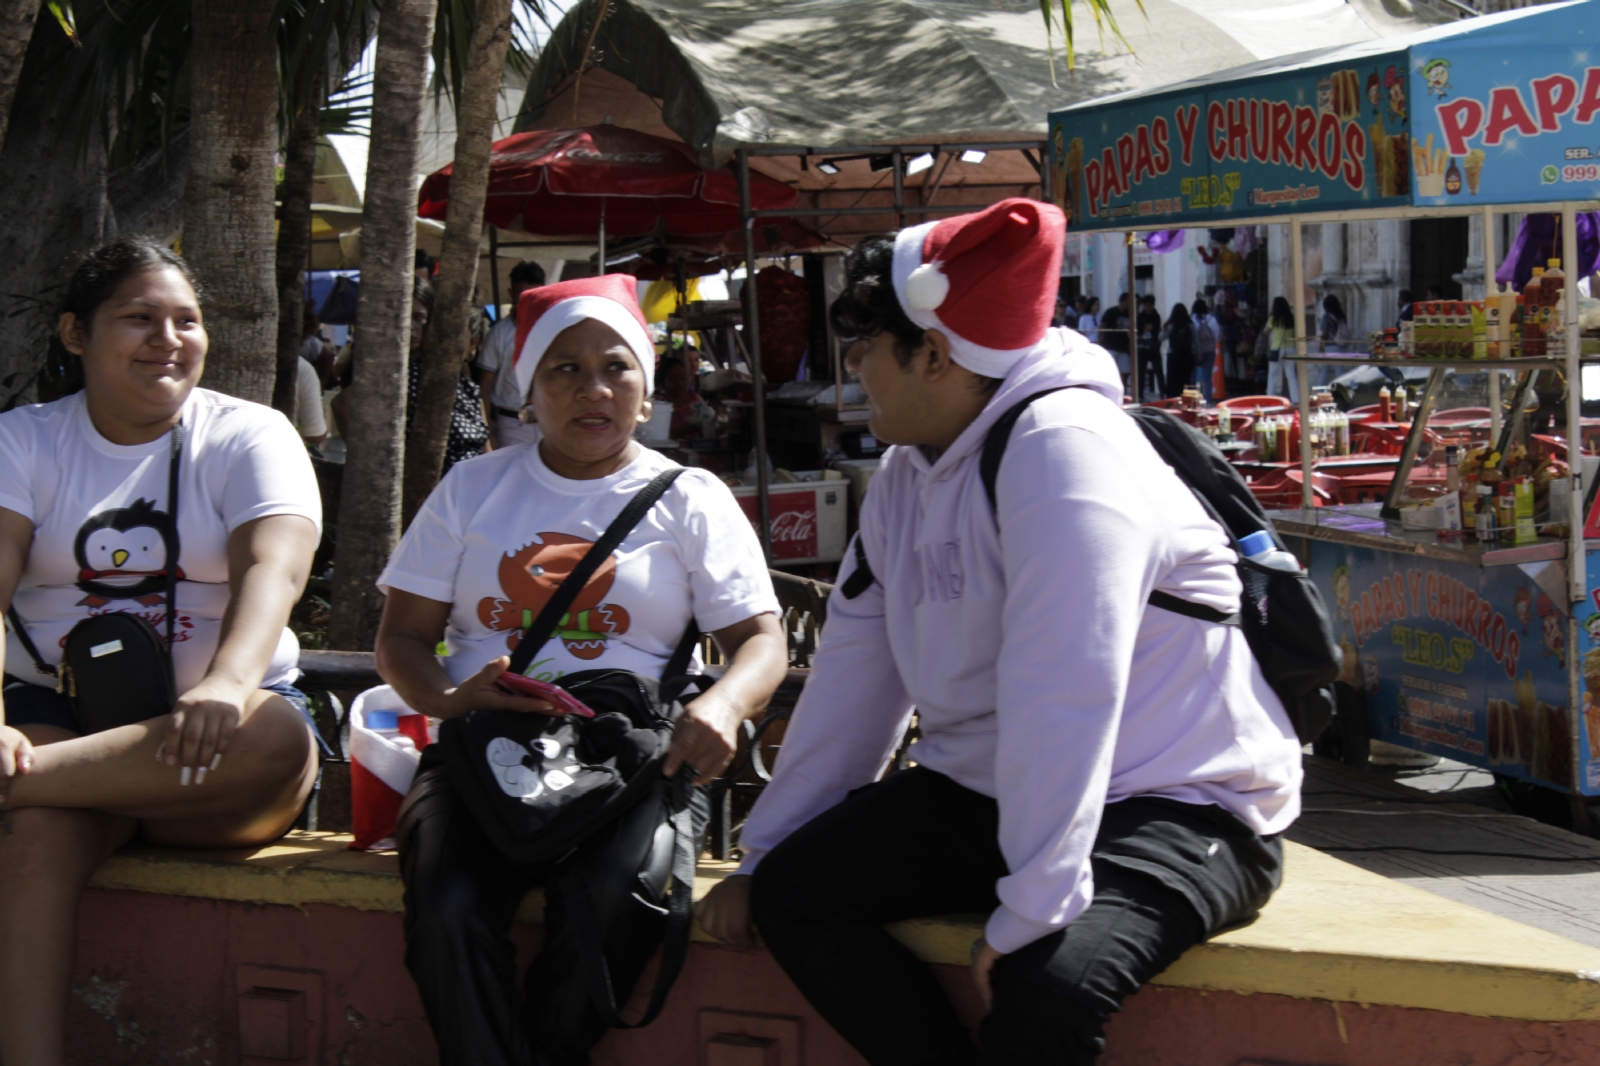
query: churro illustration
[{"left": 1464, "top": 148, "right": 1485, "bottom": 195}]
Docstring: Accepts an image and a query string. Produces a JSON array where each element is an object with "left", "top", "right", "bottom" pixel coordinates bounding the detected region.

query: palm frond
[{"left": 1038, "top": 0, "right": 1143, "bottom": 83}]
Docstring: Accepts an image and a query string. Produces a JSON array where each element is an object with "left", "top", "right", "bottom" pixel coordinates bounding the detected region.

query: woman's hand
[
  {"left": 0, "top": 723, "right": 35, "bottom": 780},
  {"left": 971, "top": 937, "right": 1004, "bottom": 1014},
  {"left": 695, "top": 874, "right": 756, "bottom": 949},
  {"left": 419, "top": 656, "right": 560, "bottom": 720},
  {"left": 664, "top": 689, "right": 742, "bottom": 786},
  {"left": 161, "top": 675, "right": 254, "bottom": 782}
]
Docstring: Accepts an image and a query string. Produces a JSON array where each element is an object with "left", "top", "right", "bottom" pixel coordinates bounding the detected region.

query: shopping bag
[{"left": 348, "top": 685, "right": 432, "bottom": 851}]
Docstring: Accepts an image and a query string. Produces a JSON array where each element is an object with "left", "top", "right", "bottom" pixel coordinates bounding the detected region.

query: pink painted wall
[{"left": 71, "top": 889, "right": 1600, "bottom": 1065}]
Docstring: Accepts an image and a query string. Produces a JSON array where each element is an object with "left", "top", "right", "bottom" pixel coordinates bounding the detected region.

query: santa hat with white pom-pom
[{"left": 892, "top": 197, "right": 1066, "bottom": 378}]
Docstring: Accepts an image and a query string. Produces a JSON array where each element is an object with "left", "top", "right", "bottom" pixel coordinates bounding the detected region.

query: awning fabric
[{"left": 515, "top": 0, "right": 1449, "bottom": 243}]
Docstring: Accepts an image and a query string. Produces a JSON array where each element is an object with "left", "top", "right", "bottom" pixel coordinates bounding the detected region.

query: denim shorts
[{"left": 2, "top": 674, "right": 329, "bottom": 756}]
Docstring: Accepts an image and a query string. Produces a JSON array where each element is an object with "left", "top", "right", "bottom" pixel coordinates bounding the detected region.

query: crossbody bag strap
[
  {"left": 506, "top": 468, "right": 685, "bottom": 677},
  {"left": 5, "top": 606, "right": 55, "bottom": 678},
  {"left": 165, "top": 421, "right": 182, "bottom": 656}
]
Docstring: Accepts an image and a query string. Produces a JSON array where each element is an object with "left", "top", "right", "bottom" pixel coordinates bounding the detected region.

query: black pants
[
  {"left": 397, "top": 752, "right": 675, "bottom": 1066},
  {"left": 1135, "top": 346, "right": 1165, "bottom": 398},
  {"left": 749, "top": 768, "right": 1282, "bottom": 1066},
  {"left": 1165, "top": 348, "right": 1196, "bottom": 398}
]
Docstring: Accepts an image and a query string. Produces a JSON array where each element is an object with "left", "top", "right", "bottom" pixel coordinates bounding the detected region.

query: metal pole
[
  {"left": 1484, "top": 203, "right": 1502, "bottom": 441},
  {"left": 1292, "top": 217, "right": 1313, "bottom": 510},
  {"left": 598, "top": 198, "right": 607, "bottom": 275},
  {"left": 488, "top": 227, "right": 501, "bottom": 313},
  {"left": 1126, "top": 234, "right": 1137, "bottom": 400},
  {"left": 1563, "top": 204, "right": 1585, "bottom": 604},
  {"left": 892, "top": 148, "right": 905, "bottom": 230},
  {"left": 738, "top": 149, "right": 773, "bottom": 560}
]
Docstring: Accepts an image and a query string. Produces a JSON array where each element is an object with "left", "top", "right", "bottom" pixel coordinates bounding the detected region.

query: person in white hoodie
[{"left": 696, "top": 199, "right": 1303, "bottom": 1066}]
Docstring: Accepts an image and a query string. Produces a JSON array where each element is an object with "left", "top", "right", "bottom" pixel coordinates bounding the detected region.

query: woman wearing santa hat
[
  {"left": 373, "top": 274, "right": 787, "bottom": 1064},
  {"left": 697, "top": 199, "right": 1302, "bottom": 1065}
]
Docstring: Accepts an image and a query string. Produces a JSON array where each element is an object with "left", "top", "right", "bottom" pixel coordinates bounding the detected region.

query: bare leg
[
  {"left": 0, "top": 726, "right": 137, "bottom": 1066},
  {"left": 4, "top": 690, "right": 317, "bottom": 846}
]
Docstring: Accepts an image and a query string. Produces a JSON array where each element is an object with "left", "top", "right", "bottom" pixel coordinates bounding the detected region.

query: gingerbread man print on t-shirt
[{"left": 477, "top": 533, "right": 631, "bottom": 661}]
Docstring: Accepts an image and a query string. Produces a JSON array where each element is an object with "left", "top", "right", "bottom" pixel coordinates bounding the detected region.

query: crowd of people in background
[{"left": 1051, "top": 284, "right": 1354, "bottom": 403}]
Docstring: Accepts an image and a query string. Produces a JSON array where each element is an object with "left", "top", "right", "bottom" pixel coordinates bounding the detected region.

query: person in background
[
  {"left": 293, "top": 352, "right": 327, "bottom": 451},
  {"left": 1317, "top": 294, "right": 1352, "bottom": 388},
  {"left": 0, "top": 238, "right": 324, "bottom": 1066},
  {"left": 414, "top": 249, "right": 436, "bottom": 286},
  {"left": 1098, "top": 293, "right": 1131, "bottom": 388},
  {"left": 1053, "top": 287, "right": 1078, "bottom": 330},
  {"left": 1191, "top": 298, "right": 1220, "bottom": 401},
  {"left": 657, "top": 346, "right": 712, "bottom": 440},
  {"left": 1076, "top": 296, "right": 1100, "bottom": 344},
  {"left": 1135, "top": 294, "right": 1164, "bottom": 400},
  {"left": 1263, "top": 296, "right": 1298, "bottom": 401},
  {"left": 695, "top": 200, "right": 1299, "bottom": 1066},
  {"left": 474, "top": 261, "right": 547, "bottom": 448},
  {"left": 1161, "top": 303, "right": 1196, "bottom": 399},
  {"left": 1397, "top": 288, "right": 1414, "bottom": 327},
  {"left": 405, "top": 279, "right": 491, "bottom": 476}
]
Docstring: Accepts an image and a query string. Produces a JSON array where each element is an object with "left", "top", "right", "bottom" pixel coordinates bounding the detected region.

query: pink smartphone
[{"left": 496, "top": 672, "right": 595, "bottom": 717}]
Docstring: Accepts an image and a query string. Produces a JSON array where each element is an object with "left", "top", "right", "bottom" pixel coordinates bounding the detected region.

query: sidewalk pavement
[{"left": 1289, "top": 755, "right": 1600, "bottom": 949}]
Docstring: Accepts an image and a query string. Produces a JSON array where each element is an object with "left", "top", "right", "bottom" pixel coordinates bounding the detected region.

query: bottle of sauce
[
  {"left": 1544, "top": 258, "right": 1565, "bottom": 357},
  {"left": 1394, "top": 383, "right": 1409, "bottom": 420},
  {"left": 1378, "top": 384, "right": 1393, "bottom": 422},
  {"left": 1477, "top": 483, "right": 1497, "bottom": 544},
  {"left": 1523, "top": 269, "right": 1547, "bottom": 357}
]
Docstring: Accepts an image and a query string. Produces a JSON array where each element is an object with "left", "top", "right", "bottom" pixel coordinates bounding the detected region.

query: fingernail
[
  {"left": 195, "top": 767, "right": 207, "bottom": 785},
  {"left": 210, "top": 754, "right": 221, "bottom": 771},
  {"left": 179, "top": 767, "right": 192, "bottom": 787}
]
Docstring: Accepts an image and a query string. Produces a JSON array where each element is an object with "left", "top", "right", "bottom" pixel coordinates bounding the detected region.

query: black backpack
[
  {"left": 436, "top": 468, "right": 709, "bottom": 1047},
  {"left": 843, "top": 390, "right": 1339, "bottom": 744}
]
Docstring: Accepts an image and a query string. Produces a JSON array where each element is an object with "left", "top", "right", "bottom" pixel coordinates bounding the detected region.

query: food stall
[{"left": 1049, "top": 0, "right": 1600, "bottom": 806}]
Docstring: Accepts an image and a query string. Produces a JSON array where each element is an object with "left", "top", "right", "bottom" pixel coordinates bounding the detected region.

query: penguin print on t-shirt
[
  {"left": 477, "top": 533, "right": 631, "bottom": 661},
  {"left": 74, "top": 498, "right": 184, "bottom": 607}
]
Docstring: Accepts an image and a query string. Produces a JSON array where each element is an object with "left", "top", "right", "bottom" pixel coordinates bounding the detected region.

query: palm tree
[
  {"left": 181, "top": 0, "right": 282, "bottom": 404},
  {"left": 272, "top": 83, "right": 323, "bottom": 417},
  {"left": 0, "top": 0, "right": 45, "bottom": 151},
  {"left": 401, "top": 0, "right": 513, "bottom": 525},
  {"left": 327, "top": 0, "right": 439, "bottom": 651}
]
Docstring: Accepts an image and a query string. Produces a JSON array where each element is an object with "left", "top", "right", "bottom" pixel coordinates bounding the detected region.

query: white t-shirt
[
  {"left": 294, "top": 358, "right": 326, "bottom": 438},
  {"left": 0, "top": 389, "right": 323, "bottom": 693},
  {"left": 379, "top": 443, "right": 778, "bottom": 686},
  {"left": 474, "top": 316, "right": 525, "bottom": 412}
]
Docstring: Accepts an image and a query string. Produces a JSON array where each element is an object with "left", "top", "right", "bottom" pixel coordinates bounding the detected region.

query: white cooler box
[{"left": 732, "top": 480, "right": 848, "bottom": 563}]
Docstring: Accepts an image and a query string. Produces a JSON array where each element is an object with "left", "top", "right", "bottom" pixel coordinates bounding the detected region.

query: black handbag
[
  {"left": 6, "top": 422, "right": 183, "bottom": 733},
  {"left": 437, "top": 466, "right": 709, "bottom": 1035}
]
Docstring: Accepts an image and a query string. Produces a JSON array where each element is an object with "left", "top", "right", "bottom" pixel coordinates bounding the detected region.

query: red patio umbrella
[{"left": 417, "top": 125, "right": 800, "bottom": 261}]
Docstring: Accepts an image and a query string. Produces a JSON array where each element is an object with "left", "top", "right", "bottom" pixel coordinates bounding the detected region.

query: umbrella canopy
[{"left": 417, "top": 125, "right": 799, "bottom": 239}]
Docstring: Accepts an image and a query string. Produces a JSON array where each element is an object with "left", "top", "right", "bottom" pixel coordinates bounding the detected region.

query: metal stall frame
[{"left": 733, "top": 140, "right": 1050, "bottom": 561}]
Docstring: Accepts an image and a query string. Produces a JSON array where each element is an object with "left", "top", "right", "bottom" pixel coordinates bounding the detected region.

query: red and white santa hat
[
  {"left": 891, "top": 198, "right": 1066, "bottom": 378},
  {"left": 512, "top": 274, "right": 656, "bottom": 403}
]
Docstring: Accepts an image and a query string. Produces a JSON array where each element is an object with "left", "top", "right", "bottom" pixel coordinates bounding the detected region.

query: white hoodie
[{"left": 737, "top": 328, "right": 1303, "bottom": 954}]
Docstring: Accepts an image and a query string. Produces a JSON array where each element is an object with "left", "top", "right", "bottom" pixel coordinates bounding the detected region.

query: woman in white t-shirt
[
  {"left": 375, "top": 274, "right": 785, "bottom": 1063},
  {"left": 0, "top": 238, "right": 324, "bottom": 1065}
]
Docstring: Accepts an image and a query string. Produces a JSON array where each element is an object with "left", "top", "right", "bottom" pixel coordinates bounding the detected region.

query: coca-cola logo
[
  {"left": 738, "top": 494, "right": 819, "bottom": 559},
  {"left": 771, "top": 510, "right": 815, "bottom": 544}
]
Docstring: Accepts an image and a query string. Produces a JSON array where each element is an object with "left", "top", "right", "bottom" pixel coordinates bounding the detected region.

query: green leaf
[
  {"left": 45, "top": 1, "right": 78, "bottom": 45},
  {"left": 1038, "top": 0, "right": 1143, "bottom": 83}
]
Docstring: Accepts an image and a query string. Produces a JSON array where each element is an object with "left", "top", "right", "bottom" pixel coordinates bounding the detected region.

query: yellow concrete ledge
[{"left": 88, "top": 834, "right": 1600, "bottom": 1024}]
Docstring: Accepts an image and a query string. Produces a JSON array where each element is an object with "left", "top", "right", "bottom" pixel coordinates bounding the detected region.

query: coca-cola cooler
[{"left": 732, "top": 480, "right": 848, "bottom": 563}]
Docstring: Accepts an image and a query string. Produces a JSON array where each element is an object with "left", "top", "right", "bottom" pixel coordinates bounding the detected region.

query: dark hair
[
  {"left": 830, "top": 236, "right": 1001, "bottom": 394},
  {"left": 413, "top": 276, "right": 435, "bottom": 314},
  {"left": 1168, "top": 303, "right": 1191, "bottom": 326},
  {"left": 414, "top": 249, "right": 435, "bottom": 272},
  {"left": 1084, "top": 296, "right": 1100, "bottom": 315},
  {"left": 1399, "top": 289, "right": 1413, "bottom": 304},
  {"left": 1322, "top": 293, "right": 1346, "bottom": 322},
  {"left": 1269, "top": 296, "right": 1294, "bottom": 329},
  {"left": 509, "top": 260, "right": 546, "bottom": 288},
  {"left": 1191, "top": 298, "right": 1209, "bottom": 315},
  {"left": 61, "top": 236, "right": 202, "bottom": 330}
]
